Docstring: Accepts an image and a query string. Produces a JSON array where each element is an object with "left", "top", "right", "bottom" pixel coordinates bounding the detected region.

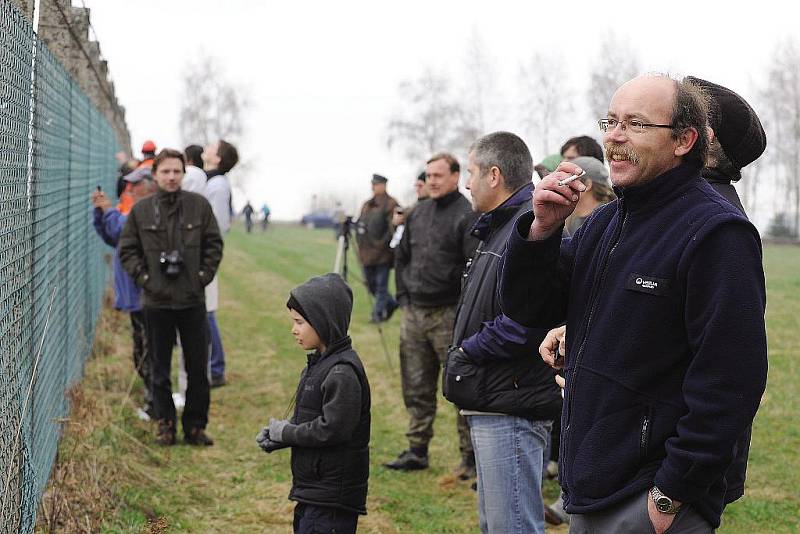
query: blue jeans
[
  {"left": 467, "top": 415, "right": 552, "bottom": 534},
  {"left": 208, "top": 311, "right": 226, "bottom": 378},
  {"left": 363, "top": 263, "right": 396, "bottom": 321}
]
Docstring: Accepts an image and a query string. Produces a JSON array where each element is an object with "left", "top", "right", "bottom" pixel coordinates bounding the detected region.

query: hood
[{"left": 289, "top": 273, "right": 353, "bottom": 347}]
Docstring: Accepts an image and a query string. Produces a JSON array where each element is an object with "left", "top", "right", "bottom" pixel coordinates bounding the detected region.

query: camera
[{"left": 159, "top": 250, "right": 183, "bottom": 278}]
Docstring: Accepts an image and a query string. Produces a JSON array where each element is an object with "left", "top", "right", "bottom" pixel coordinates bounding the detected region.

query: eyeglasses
[{"left": 598, "top": 118, "right": 674, "bottom": 134}]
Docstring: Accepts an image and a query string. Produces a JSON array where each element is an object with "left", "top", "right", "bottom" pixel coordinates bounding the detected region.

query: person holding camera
[{"left": 119, "top": 148, "right": 223, "bottom": 447}]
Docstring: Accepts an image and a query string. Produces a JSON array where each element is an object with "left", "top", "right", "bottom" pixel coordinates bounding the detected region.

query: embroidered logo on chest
[{"left": 626, "top": 273, "right": 670, "bottom": 296}]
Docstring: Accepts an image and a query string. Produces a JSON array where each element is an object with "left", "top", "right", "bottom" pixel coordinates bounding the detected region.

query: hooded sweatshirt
[{"left": 281, "top": 273, "right": 372, "bottom": 514}]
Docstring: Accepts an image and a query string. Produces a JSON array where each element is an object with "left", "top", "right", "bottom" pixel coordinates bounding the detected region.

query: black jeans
[
  {"left": 129, "top": 310, "right": 151, "bottom": 405},
  {"left": 293, "top": 503, "right": 358, "bottom": 534},
  {"left": 145, "top": 305, "right": 210, "bottom": 433}
]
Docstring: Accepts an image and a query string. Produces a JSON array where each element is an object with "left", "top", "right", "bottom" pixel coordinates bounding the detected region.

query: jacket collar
[
  {"left": 156, "top": 186, "right": 180, "bottom": 204},
  {"left": 613, "top": 162, "right": 702, "bottom": 213},
  {"left": 206, "top": 169, "right": 224, "bottom": 181},
  {"left": 470, "top": 182, "right": 533, "bottom": 241},
  {"left": 306, "top": 336, "right": 352, "bottom": 366},
  {"left": 434, "top": 188, "right": 462, "bottom": 207}
]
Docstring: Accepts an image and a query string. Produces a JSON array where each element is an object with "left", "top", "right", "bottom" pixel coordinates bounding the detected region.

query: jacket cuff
[{"left": 654, "top": 461, "right": 709, "bottom": 504}]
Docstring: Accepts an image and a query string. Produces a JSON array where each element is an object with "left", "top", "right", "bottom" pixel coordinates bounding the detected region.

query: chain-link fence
[{"left": 0, "top": 1, "right": 119, "bottom": 531}]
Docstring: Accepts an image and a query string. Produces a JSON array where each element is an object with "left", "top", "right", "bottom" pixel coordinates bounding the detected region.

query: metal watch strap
[{"left": 650, "top": 486, "right": 681, "bottom": 514}]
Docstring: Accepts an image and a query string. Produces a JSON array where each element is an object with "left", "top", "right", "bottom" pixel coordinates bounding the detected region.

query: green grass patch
[{"left": 37, "top": 227, "right": 800, "bottom": 533}]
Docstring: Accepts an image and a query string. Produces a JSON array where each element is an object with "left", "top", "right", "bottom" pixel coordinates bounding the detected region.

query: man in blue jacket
[
  {"left": 91, "top": 168, "right": 156, "bottom": 418},
  {"left": 500, "top": 75, "right": 767, "bottom": 533},
  {"left": 445, "top": 132, "right": 561, "bottom": 534}
]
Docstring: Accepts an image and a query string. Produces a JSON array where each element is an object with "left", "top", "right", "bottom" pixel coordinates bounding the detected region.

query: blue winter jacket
[
  {"left": 92, "top": 208, "right": 141, "bottom": 312},
  {"left": 499, "top": 163, "right": 767, "bottom": 528}
]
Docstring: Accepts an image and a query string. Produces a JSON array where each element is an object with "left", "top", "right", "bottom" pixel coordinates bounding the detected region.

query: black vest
[{"left": 288, "top": 341, "right": 371, "bottom": 514}]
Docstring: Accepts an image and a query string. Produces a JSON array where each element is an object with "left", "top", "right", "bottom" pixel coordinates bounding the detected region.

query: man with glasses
[{"left": 500, "top": 75, "right": 767, "bottom": 533}]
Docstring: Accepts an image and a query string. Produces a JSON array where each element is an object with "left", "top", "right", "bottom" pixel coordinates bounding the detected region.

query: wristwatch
[{"left": 650, "top": 486, "right": 681, "bottom": 514}]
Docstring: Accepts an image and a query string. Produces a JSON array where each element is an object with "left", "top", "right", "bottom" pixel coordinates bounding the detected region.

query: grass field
[{"left": 36, "top": 225, "right": 800, "bottom": 533}]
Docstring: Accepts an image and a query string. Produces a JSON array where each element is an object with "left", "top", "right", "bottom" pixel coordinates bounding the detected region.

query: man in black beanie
[{"left": 685, "top": 76, "right": 767, "bottom": 216}]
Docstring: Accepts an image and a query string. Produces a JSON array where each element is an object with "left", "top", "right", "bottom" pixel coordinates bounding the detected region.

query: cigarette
[{"left": 558, "top": 170, "right": 586, "bottom": 187}]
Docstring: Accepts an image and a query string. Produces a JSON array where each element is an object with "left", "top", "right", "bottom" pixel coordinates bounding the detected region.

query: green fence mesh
[{"left": 0, "top": 1, "right": 119, "bottom": 531}]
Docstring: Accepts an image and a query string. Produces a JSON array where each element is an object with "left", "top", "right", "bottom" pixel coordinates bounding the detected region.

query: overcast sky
[{"left": 79, "top": 0, "right": 795, "bottom": 226}]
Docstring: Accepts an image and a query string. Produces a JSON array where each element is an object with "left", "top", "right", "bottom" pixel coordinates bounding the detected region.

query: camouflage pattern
[{"left": 399, "top": 303, "right": 472, "bottom": 458}]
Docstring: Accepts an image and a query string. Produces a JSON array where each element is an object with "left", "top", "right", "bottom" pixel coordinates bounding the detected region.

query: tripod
[{"left": 334, "top": 217, "right": 394, "bottom": 370}]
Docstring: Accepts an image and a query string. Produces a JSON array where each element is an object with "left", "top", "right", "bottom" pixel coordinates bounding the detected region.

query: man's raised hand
[{"left": 528, "top": 162, "right": 586, "bottom": 241}]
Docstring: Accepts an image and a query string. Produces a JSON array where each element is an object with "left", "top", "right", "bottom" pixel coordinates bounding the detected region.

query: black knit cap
[
  {"left": 372, "top": 173, "right": 388, "bottom": 184},
  {"left": 685, "top": 76, "right": 767, "bottom": 170}
]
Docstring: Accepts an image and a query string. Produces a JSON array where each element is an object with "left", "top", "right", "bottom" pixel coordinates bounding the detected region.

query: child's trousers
[{"left": 293, "top": 503, "right": 358, "bottom": 534}]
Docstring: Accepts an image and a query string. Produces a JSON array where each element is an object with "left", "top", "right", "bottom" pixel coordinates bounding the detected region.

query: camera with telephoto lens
[{"left": 159, "top": 250, "right": 183, "bottom": 278}]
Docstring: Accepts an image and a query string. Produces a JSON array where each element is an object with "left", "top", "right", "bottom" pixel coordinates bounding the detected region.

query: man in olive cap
[{"left": 356, "top": 174, "right": 399, "bottom": 322}]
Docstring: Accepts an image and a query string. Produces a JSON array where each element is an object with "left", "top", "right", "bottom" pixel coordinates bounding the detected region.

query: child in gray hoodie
[{"left": 257, "top": 273, "right": 371, "bottom": 534}]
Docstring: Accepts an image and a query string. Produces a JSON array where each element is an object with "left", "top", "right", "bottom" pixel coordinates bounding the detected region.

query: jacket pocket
[
  {"left": 571, "top": 404, "right": 649, "bottom": 499},
  {"left": 181, "top": 220, "right": 203, "bottom": 248},
  {"left": 442, "top": 348, "right": 484, "bottom": 410}
]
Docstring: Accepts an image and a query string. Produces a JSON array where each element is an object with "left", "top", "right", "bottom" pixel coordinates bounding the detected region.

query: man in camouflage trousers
[{"left": 385, "top": 153, "right": 479, "bottom": 478}]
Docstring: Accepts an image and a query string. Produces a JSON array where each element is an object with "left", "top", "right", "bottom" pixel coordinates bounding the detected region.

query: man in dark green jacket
[{"left": 120, "top": 148, "right": 223, "bottom": 447}]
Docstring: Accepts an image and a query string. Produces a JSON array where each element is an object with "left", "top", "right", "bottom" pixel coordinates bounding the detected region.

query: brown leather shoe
[
  {"left": 184, "top": 428, "right": 214, "bottom": 446},
  {"left": 155, "top": 420, "right": 176, "bottom": 446}
]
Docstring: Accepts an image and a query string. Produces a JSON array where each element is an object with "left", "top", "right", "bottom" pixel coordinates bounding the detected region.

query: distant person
[
  {"left": 390, "top": 171, "right": 428, "bottom": 249},
  {"left": 563, "top": 156, "right": 616, "bottom": 236},
  {"left": 92, "top": 168, "right": 156, "bottom": 420},
  {"left": 119, "top": 149, "right": 223, "bottom": 446},
  {"left": 201, "top": 140, "right": 239, "bottom": 387},
  {"left": 117, "top": 140, "right": 156, "bottom": 215},
  {"left": 385, "top": 153, "right": 479, "bottom": 479},
  {"left": 356, "top": 174, "right": 399, "bottom": 323},
  {"left": 139, "top": 140, "right": 157, "bottom": 168},
  {"left": 116, "top": 158, "right": 140, "bottom": 198},
  {"left": 242, "top": 201, "right": 255, "bottom": 233},
  {"left": 414, "top": 170, "right": 429, "bottom": 201},
  {"left": 256, "top": 273, "right": 371, "bottom": 534},
  {"left": 685, "top": 76, "right": 766, "bottom": 217},
  {"left": 261, "top": 203, "right": 271, "bottom": 231},
  {"left": 182, "top": 144, "right": 207, "bottom": 194},
  {"left": 559, "top": 135, "right": 604, "bottom": 162},
  {"left": 534, "top": 154, "right": 562, "bottom": 179}
]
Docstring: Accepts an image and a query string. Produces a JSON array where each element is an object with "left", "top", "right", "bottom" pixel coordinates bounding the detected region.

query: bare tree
[
  {"left": 518, "top": 50, "right": 573, "bottom": 158},
  {"left": 461, "top": 28, "right": 494, "bottom": 134},
  {"left": 178, "top": 55, "right": 249, "bottom": 147},
  {"left": 386, "top": 68, "right": 478, "bottom": 164},
  {"left": 759, "top": 37, "right": 800, "bottom": 234},
  {"left": 586, "top": 33, "right": 641, "bottom": 121}
]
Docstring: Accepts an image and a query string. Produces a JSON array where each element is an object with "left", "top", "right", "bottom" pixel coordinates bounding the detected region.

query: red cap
[{"left": 141, "top": 140, "right": 156, "bottom": 153}]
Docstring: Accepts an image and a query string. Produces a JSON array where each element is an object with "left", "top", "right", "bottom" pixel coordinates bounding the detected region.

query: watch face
[{"left": 656, "top": 496, "right": 672, "bottom": 513}]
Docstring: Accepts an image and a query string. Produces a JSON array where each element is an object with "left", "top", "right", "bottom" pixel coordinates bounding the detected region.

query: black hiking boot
[
  {"left": 184, "top": 428, "right": 214, "bottom": 446},
  {"left": 383, "top": 449, "right": 429, "bottom": 471}
]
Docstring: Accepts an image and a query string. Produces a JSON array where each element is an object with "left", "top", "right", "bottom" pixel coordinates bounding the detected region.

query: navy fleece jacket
[{"left": 499, "top": 163, "right": 767, "bottom": 528}]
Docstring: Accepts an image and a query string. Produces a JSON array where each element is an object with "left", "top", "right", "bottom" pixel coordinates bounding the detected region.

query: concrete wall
[{"left": 11, "top": 0, "right": 132, "bottom": 155}]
